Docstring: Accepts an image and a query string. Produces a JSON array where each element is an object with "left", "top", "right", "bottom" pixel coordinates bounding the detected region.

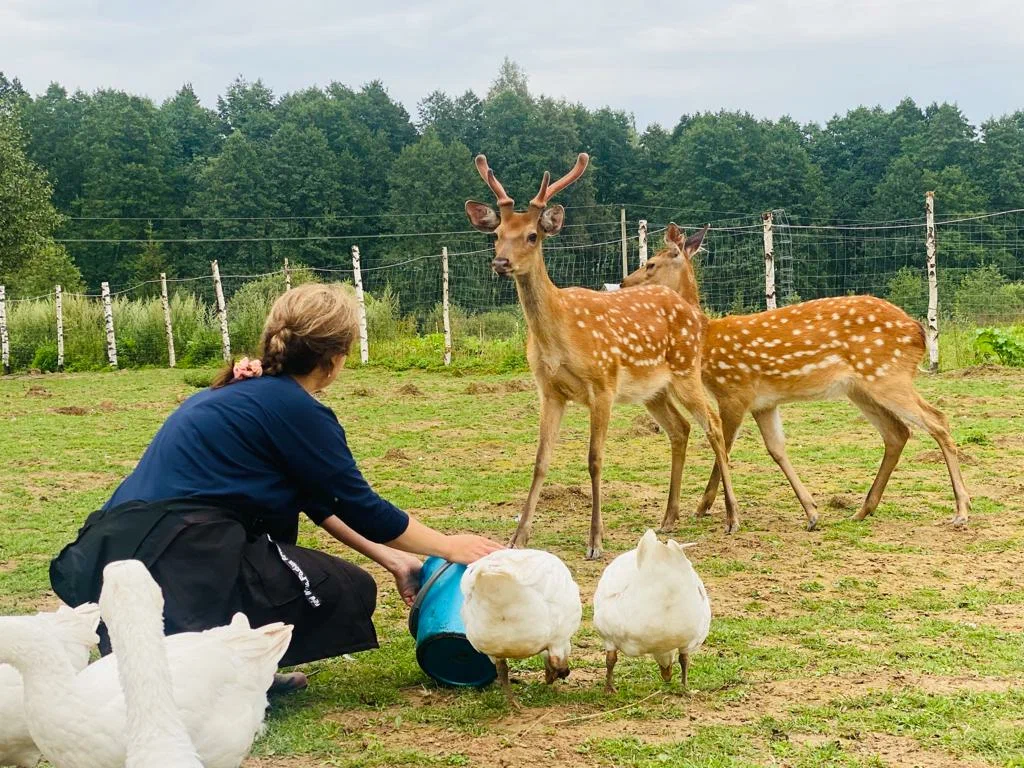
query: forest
[{"left": 1, "top": 60, "right": 1024, "bottom": 302}]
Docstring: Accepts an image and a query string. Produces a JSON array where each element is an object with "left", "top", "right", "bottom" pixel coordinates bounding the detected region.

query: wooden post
[
  {"left": 351, "top": 245, "right": 369, "bottom": 364},
  {"left": 101, "top": 281, "right": 118, "bottom": 368},
  {"left": 211, "top": 260, "right": 230, "bottom": 362},
  {"left": 925, "top": 191, "right": 939, "bottom": 373},
  {"left": 441, "top": 247, "right": 452, "bottom": 367},
  {"left": 0, "top": 285, "right": 9, "bottom": 375},
  {"left": 284, "top": 257, "right": 291, "bottom": 292},
  {"left": 160, "top": 272, "right": 176, "bottom": 368},
  {"left": 55, "top": 285, "right": 64, "bottom": 373},
  {"left": 762, "top": 211, "right": 777, "bottom": 310},
  {"left": 619, "top": 207, "right": 629, "bottom": 279},
  {"left": 638, "top": 219, "right": 649, "bottom": 267}
]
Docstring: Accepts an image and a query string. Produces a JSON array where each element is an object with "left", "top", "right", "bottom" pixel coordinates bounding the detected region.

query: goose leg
[
  {"left": 604, "top": 650, "right": 618, "bottom": 694},
  {"left": 679, "top": 652, "right": 690, "bottom": 691}
]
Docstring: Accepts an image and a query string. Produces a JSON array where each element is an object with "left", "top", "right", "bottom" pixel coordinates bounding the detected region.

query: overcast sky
[{"left": 2, "top": 0, "right": 1022, "bottom": 130}]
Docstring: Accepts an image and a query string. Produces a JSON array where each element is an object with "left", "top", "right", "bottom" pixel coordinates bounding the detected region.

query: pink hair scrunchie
[{"left": 232, "top": 357, "right": 263, "bottom": 381}]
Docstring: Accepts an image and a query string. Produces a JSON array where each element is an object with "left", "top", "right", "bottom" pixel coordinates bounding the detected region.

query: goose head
[
  {"left": 46, "top": 603, "right": 101, "bottom": 670},
  {"left": 635, "top": 529, "right": 698, "bottom": 573},
  {"left": 99, "top": 560, "right": 164, "bottom": 621}
]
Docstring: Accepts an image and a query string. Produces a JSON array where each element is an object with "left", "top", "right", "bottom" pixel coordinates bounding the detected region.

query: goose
[
  {"left": 461, "top": 549, "right": 582, "bottom": 701},
  {"left": 99, "top": 560, "right": 202, "bottom": 768},
  {"left": 0, "top": 561, "right": 293, "bottom": 768},
  {"left": 0, "top": 603, "right": 100, "bottom": 768},
  {"left": 593, "top": 529, "right": 711, "bottom": 693}
]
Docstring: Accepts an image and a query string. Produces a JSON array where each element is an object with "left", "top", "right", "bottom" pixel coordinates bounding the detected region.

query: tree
[
  {"left": 387, "top": 131, "right": 478, "bottom": 232},
  {"left": 488, "top": 58, "right": 530, "bottom": 100},
  {"left": 217, "top": 77, "right": 276, "bottom": 139},
  {"left": 0, "top": 109, "right": 82, "bottom": 295}
]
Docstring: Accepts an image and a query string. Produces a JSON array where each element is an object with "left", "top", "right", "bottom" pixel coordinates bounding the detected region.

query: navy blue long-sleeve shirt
[{"left": 104, "top": 375, "right": 409, "bottom": 543}]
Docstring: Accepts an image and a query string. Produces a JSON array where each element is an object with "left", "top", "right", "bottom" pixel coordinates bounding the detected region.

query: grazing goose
[
  {"left": 0, "top": 603, "right": 100, "bottom": 768},
  {"left": 99, "top": 560, "right": 202, "bottom": 768},
  {"left": 0, "top": 561, "right": 293, "bottom": 768},
  {"left": 461, "top": 549, "right": 582, "bottom": 701},
  {"left": 593, "top": 529, "right": 711, "bottom": 692}
]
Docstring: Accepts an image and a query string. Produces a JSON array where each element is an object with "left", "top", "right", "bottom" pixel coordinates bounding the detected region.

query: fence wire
[{"left": 2, "top": 207, "right": 1023, "bottom": 374}]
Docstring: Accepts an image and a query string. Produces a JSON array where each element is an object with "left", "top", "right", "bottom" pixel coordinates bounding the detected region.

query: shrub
[
  {"left": 953, "top": 265, "right": 1024, "bottom": 324},
  {"left": 32, "top": 342, "right": 59, "bottom": 372},
  {"left": 114, "top": 297, "right": 169, "bottom": 367},
  {"left": 973, "top": 327, "right": 1024, "bottom": 367},
  {"left": 7, "top": 297, "right": 55, "bottom": 371},
  {"left": 887, "top": 267, "right": 927, "bottom": 319},
  {"left": 180, "top": 328, "right": 223, "bottom": 368}
]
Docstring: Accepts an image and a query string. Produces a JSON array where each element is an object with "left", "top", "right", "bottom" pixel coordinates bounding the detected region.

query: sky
[{"left": 2, "top": 0, "right": 1022, "bottom": 130}]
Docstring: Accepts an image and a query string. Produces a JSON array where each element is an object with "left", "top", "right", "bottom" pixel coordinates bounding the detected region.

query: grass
[{"left": 1, "top": 365, "right": 1023, "bottom": 767}]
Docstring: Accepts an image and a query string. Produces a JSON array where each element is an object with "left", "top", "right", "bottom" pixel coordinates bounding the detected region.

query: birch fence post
[
  {"left": 441, "top": 247, "right": 452, "bottom": 367},
  {"left": 351, "top": 245, "right": 369, "bottom": 364},
  {"left": 211, "top": 260, "right": 230, "bottom": 362},
  {"left": 925, "top": 191, "right": 939, "bottom": 373},
  {"left": 762, "top": 211, "right": 777, "bottom": 310},
  {"left": 638, "top": 219, "right": 649, "bottom": 267},
  {"left": 284, "top": 257, "right": 291, "bottom": 291},
  {"left": 160, "top": 272, "right": 176, "bottom": 368},
  {"left": 0, "top": 286, "right": 9, "bottom": 375},
  {"left": 620, "top": 207, "right": 629, "bottom": 279},
  {"left": 55, "top": 285, "right": 64, "bottom": 373},
  {"left": 101, "top": 281, "right": 118, "bottom": 368}
]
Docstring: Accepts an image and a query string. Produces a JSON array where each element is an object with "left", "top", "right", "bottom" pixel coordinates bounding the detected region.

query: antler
[
  {"left": 474, "top": 155, "right": 514, "bottom": 211},
  {"left": 530, "top": 153, "right": 590, "bottom": 209}
]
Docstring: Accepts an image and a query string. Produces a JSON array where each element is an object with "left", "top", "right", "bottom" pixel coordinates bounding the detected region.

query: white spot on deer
[
  {"left": 843, "top": 319, "right": 851, "bottom": 328},
  {"left": 866, "top": 374, "right": 876, "bottom": 382},
  {"left": 831, "top": 313, "right": 840, "bottom": 320},
  {"left": 574, "top": 307, "right": 581, "bottom": 315},
  {"left": 793, "top": 328, "right": 802, "bottom": 335},
  {"left": 584, "top": 308, "right": 591, "bottom": 316},
  {"left": 752, "top": 363, "right": 761, "bottom": 371},
  {"left": 717, "top": 360, "right": 732, "bottom": 370},
  {"left": 873, "top": 338, "right": 884, "bottom": 347},
  {"left": 868, "top": 314, "right": 876, "bottom": 322},
  {"left": 856, "top": 361, "right": 864, "bottom": 370},
  {"left": 894, "top": 349, "right": 902, "bottom": 358},
  {"left": 873, "top": 326, "right": 882, "bottom": 333},
  {"left": 885, "top": 321, "right": 893, "bottom": 329},
  {"left": 716, "top": 375, "right": 726, "bottom": 384},
  {"left": 723, "top": 334, "right": 732, "bottom": 342},
  {"left": 741, "top": 328, "right": 750, "bottom": 335},
  {"left": 828, "top": 330, "right": 838, "bottom": 338},
  {"left": 610, "top": 346, "right": 622, "bottom": 356},
  {"left": 761, "top": 321, "right": 769, "bottom": 328},
  {"left": 865, "top": 357, "right": 873, "bottom": 366},
  {"left": 577, "top": 320, "right": 585, "bottom": 328},
  {"left": 780, "top": 317, "right": 789, "bottom": 324},
  {"left": 875, "top": 367, "right": 886, "bottom": 377},
  {"left": 681, "top": 328, "right": 689, "bottom": 337},
  {"left": 898, "top": 335, "right": 912, "bottom": 344}
]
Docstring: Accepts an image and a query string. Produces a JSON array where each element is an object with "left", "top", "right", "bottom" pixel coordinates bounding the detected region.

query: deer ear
[
  {"left": 683, "top": 224, "right": 709, "bottom": 258},
  {"left": 538, "top": 204, "right": 565, "bottom": 236},
  {"left": 665, "top": 222, "right": 684, "bottom": 248},
  {"left": 465, "top": 201, "right": 500, "bottom": 233}
]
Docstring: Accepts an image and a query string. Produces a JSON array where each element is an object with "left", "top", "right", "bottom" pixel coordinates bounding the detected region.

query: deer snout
[{"left": 492, "top": 256, "right": 512, "bottom": 275}]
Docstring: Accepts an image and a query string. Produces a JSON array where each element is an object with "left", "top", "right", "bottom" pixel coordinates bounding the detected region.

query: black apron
[{"left": 49, "top": 499, "right": 378, "bottom": 667}]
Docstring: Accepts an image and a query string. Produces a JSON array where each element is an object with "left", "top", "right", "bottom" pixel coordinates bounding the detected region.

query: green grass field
[{"left": 1, "top": 366, "right": 1022, "bottom": 767}]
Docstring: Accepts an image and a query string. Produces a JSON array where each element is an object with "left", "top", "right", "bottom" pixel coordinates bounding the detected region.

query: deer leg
[
  {"left": 672, "top": 374, "right": 741, "bottom": 534},
  {"left": 752, "top": 407, "right": 819, "bottom": 530},
  {"left": 512, "top": 394, "right": 566, "bottom": 548},
  {"left": 846, "top": 389, "right": 911, "bottom": 522},
  {"left": 866, "top": 384, "right": 971, "bottom": 526},
  {"left": 697, "top": 400, "right": 744, "bottom": 517},
  {"left": 586, "top": 394, "right": 613, "bottom": 560},
  {"left": 645, "top": 394, "right": 692, "bottom": 533}
]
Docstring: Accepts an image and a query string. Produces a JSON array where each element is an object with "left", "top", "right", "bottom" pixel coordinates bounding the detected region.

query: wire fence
[{"left": 2, "top": 203, "right": 1023, "bottom": 375}]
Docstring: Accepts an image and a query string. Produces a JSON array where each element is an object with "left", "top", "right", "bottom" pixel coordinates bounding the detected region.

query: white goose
[
  {"left": 99, "top": 560, "right": 202, "bottom": 768},
  {"left": 461, "top": 549, "right": 582, "bottom": 700},
  {"left": 593, "top": 529, "right": 711, "bottom": 692},
  {"left": 0, "top": 603, "right": 100, "bottom": 768},
  {"left": 0, "top": 560, "right": 293, "bottom": 768}
]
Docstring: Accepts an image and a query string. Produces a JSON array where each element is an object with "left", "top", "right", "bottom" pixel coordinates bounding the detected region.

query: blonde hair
[{"left": 213, "top": 283, "right": 358, "bottom": 387}]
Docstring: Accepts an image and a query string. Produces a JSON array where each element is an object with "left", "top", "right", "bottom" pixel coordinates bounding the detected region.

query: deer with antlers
[
  {"left": 621, "top": 224, "right": 971, "bottom": 529},
  {"left": 465, "top": 155, "right": 741, "bottom": 558}
]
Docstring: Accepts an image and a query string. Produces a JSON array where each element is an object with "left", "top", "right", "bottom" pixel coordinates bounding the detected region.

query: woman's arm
[
  {"left": 322, "top": 514, "right": 502, "bottom": 565},
  {"left": 321, "top": 516, "right": 424, "bottom": 605}
]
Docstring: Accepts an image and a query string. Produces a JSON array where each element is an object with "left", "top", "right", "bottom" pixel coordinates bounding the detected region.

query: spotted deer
[
  {"left": 465, "top": 155, "right": 741, "bottom": 558},
  {"left": 621, "top": 224, "right": 971, "bottom": 529}
]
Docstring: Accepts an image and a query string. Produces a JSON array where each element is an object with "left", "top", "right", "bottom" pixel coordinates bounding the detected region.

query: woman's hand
[
  {"left": 390, "top": 553, "right": 422, "bottom": 607},
  {"left": 442, "top": 534, "right": 505, "bottom": 565}
]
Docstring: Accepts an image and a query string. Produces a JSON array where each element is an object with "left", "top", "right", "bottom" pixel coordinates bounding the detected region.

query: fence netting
[{"left": 2, "top": 206, "right": 1022, "bottom": 373}]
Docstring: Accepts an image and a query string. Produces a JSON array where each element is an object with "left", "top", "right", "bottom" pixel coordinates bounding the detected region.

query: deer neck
[
  {"left": 676, "top": 265, "right": 703, "bottom": 312},
  {"left": 513, "top": 257, "right": 565, "bottom": 348}
]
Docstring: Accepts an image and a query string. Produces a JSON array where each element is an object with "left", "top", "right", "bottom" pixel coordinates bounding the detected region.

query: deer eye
[
  {"left": 527, "top": 232, "right": 538, "bottom": 244},
  {"left": 646, "top": 262, "right": 656, "bottom": 271}
]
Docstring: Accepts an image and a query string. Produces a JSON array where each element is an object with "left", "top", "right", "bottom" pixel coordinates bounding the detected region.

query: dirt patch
[
  {"left": 97, "top": 400, "right": 118, "bottom": 411},
  {"left": 351, "top": 385, "right": 374, "bottom": 397},
  {"left": 51, "top": 406, "right": 89, "bottom": 416},
  {"left": 465, "top": 382, "right": 499, "bottom": 395},
  {"left": 914, "top": 448, "right": 978, "bottom": 466},
  {"left": 396, "top": 383, "right": 424, "bottom": 397},
  {"left": 503, "top": 379, "right": 534, "bottom": 393},
  {"left": 24, "top": 385, "right": 51, "bottom": 398},
  {"left": 629, "top": 412, "right": 661, "bottom": 436},
  {"left": 539, "top": 485, "right": 590, "bottom": 505},
  {"left": 825, "top": 494, "right": 858, "bottom": 510},
  {"left": 383, "top": 448, "right": 411, "bottom": 463},
  {"left": 955, "top": 364, "right": 1004, "bottom": 378}
]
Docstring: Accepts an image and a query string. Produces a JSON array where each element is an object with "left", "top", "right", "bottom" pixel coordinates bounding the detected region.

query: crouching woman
[{"left": 50, "top": 283, "right": 502, "bottom": 691}]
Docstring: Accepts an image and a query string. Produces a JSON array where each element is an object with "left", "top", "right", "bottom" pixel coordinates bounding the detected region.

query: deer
[
  {"left": 621, "top": 223, "right": 971, "bottom": 530},
  {"left": 464, "top": 155, "right": 741, "bottom": 559}
]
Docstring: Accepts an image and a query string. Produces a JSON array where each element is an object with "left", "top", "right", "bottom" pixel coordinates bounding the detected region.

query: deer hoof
[
  {"left": 724, "top": 520, "right": 740, "bottom": 535},
  {"left": 950, "top": 514, "right": 969, "bottom": 529},
  {"left": 806, "top": 514, "right": 820, "bottom": 532},
  {"left": 586, "top": 546, "right": 604, "bottom": 560}
]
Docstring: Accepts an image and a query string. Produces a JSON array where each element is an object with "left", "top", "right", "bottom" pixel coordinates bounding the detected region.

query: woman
[{"left": 50, "top": 283, "right": 503, "bottom": 692}]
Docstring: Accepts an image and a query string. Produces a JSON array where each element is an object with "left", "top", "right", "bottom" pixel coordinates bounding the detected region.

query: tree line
[{"left": 1, "top": 60, "right": 1023, "bottom": 300}]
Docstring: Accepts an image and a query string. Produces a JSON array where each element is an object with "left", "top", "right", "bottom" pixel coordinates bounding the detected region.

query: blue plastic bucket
[{"left": 407, "top": 556, "right": 497, "bottom": 688}]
